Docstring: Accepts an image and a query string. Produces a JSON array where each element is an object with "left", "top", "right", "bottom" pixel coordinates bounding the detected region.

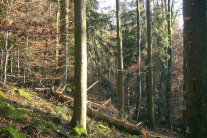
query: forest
[{"left": 0, "top": 0, "right": 206, "bottom": 137}]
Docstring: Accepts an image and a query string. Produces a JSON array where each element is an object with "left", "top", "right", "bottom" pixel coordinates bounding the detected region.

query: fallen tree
[{"left": 34, "top": 88, "right": 146, "bottom": 136}]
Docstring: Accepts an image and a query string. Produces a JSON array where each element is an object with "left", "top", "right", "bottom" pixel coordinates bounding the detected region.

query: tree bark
[
  {"left": 116, "top": 0, "right": 124, "bottom": 119},
  {"left": 55, "top": 0, "right": 68, "bottom": 92},
  {"left": 70, "top": 0, "right": 87, "bottom": 129},
  {"left": 146, "top": 0, "right": 154, "bottom": 129},
  {"left": 87, "top": 108, "right": 145, "bottom": 136},
  {"left": 183, "top": 0, "right": 207, "bottom": 137},
  {"left": 3, "top": 31, "right": 9, "bottom": 84},
  {"left": 135, "top": 0, "right": 142, "bottom": 121}
]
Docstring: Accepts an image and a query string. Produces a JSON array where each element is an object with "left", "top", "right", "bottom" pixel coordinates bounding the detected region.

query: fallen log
[
  {"left": 87, "top": 107, "right": 145, "bottom": 136},
  {"left": 34, "top": 88, "right": 145, "bottom": 136},
  {"left": 34, "top": 88, "right": 115, "bottom": 114}
]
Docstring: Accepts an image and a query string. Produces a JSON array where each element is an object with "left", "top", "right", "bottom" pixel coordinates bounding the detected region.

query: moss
[
  {"left": 16, "top": 108, "right": 34, "bottom": 122},
  {"left": 71, "top": 124, "right": 87, "bottom": 136},
  {"left": 0, "top": 100, "right": 21, "bottom": 119},
  {"left": 16, "top": 108, "right": 33, "bottom": 117},
  {"left": 11, "top": 100, "right": 20, "bottom": 105},
  {"left": 39, "top": 120, "right": 54, "bottom": 129},
  {"left": 98, "top": 124, "right": 112, "bottom": 132},
  {"left": 17, "top": 89, "right": 33, "bottom": 101},
  {"left": 42, "top": 128, "right": 52, "bottom": 135},
  {"left": 51, "top": 117, "right": 62, "bottom": 125},
  {"left": 0, "top": 91, "right": 6, "bottom": 99},
  {"left": 1, "top": 125, "right": 26, "bottom": 138},
  {"left": 56, "top": 126, "right": 64, "bottom": 131},
  {"left": 98, "top": 129, "right": 107, "bottom": 137}
]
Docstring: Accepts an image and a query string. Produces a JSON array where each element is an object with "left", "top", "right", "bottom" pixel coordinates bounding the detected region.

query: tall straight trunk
[
  {"left": 17, "top": 45, "right": 20, "bottom": 76},
  {"left": 10, "top": 49, "right": 13, "bottom": 74},
  {"left": 116, "top": 0, "right": 124, "bottom": 118},
  {"left": 55, "top": 0, "right": 68, "bottom": 92},
  {"left": 146, "top": 0, "right": 154, "bottom": 129},
  {"left": 166, "top": 0, "right": 172, "bottom": 128},
  {"left": 158, "top": 71, "right": 163, "bottom": 121},
  {"left": 43, "top": 39, "right": 48, "bottom": 79},
  {"left": 70, "top": 0, "right": 87, "bottom": 129},
  {"left": 24, "top": 36, "right": 28, "bottom": 84},
  {"left": 56, "top": 0, "right": 60, "bottom": 66},
  {"left": 135, "top": 0, "right": 142, "bottom": 121},
  {"left": 183, "top": 0, "right": 207, "bottom": 137},
  {"left": 3, "top": 31, "right": 9, "bottom": 84},
  {"left": 1, "top": 47, "right": 4, "bottom": 81}
]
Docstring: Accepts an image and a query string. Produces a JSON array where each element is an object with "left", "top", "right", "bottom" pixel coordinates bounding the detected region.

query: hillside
[{"left": 0, "top": 83, "right": 181, "bottom": 137}]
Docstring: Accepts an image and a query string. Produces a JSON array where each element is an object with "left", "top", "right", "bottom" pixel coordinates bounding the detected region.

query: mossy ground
[
  {"left": 0, "top": 86, "right": 177, "bottom": 137},
  {"left": 0, "top": 90, "right": 6, "bottom": 99},
  {"left": 16, "top": 89, "right": 33, "bottom": 101},
  {"left": 0, "top": 125, "right": 26, "bottom": 138},
  {"left": 0, "top": 87, "right": 137, "bottom": 137}
]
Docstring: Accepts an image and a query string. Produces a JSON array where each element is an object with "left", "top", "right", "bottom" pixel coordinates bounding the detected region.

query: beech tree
[
  {"left": 70, "top": 0, "right": 87, "bottom": 129},
  {"left": 116, "top": 0, "right": 124, "bottom": 118},
  {"left": 55, "top": 0, "right": 69, "bottom": 92},
  {"left": 184, "top": 0, "right": 207, "bottom": 137}
]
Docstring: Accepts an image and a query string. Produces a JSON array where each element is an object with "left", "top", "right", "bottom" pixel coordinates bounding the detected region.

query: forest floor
[{"left": 0, "top": 83, "right": 182, "bottom": 137}]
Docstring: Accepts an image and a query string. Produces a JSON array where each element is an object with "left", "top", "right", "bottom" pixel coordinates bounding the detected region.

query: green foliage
[
  {"left": 0, "top": 99, "right": 36, "bottom": 123},
  {"left": 51, "top": 117, "right": 62, "bottom": 125},
  {"left": 0, "top": 91, "right": 6, "bottom": 99},
  {"left": 0, "top": 100, "right": 21, "bottom": 119},
  {"left": 16, "top": 108, "right": 34, "bottom": 122},
  {"left": 152, "top": 6, "right": 169, "bottom": 74},
  {"left": 38, "top": 120, "right": 54, "bottom": 129},
  {"left": 98, "top": 124, "right": 112, "bottom": 132},
  {"left": 17, "top": 89, "right": 33, "bottom": 101},
  {"left": 71, "top": 124, "right": 87, "bottom": 136},
  {"left": 0, "top": 125, "right": 26, "bottom": 138},
  {"left": 42, "top": 128, "right": 52, "bottom": 135},
  {"left": 98, "top": 129, "right": 107, "bottom": 137}
]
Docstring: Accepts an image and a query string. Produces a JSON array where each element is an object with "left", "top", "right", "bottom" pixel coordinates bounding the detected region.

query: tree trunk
[
  {"left": 183, "top": 0, "right": 207, "bottom": 137},
  {"left": 146, "top": 0, "right": 154, "bottom": 129},
  {"left": 17, "top": 45, "right": 20, "bottom": 77},
  {"left": 55, "top": 0, "right": 68, "bottom": 92},
  {"left": 56, "top": 0, "right": 60, "bottom": 67},
  {"left": 87, "top": 108, "right": 145, "bottom": 136},
  {"left": 135, "top": 0, "right": 142, "bottom": 121},
  {"left": 10, "top": 49, "right": 13, "bottom": 74},
  {"left": 158, "top": 72, "right": 163, "bottom": 121},
  {"left": 166, "top": 0, "right": 172, "bottom": 128},
  {"left": 116, "top": 0, "right": 124, "bottom": 118},
  {"left": 24, "top": 36, "right": 28, "bottom": 84},
  {"left": 1, "top": 45, "right": 4, "bottom": 81},
  {"left": 70, "top": 0, "right": 87, "bottom": 129},
  {"left": 3, "top": 31, "right": 9, "bottom": 84}
]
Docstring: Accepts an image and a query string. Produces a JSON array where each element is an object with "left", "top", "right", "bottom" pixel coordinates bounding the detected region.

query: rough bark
[
  {"left": 70, "top": 0, "right": 87, "bottom": 129},
  {"left": 183, "top": 0, "right": 207, "bottom": 137},
  {"left": 116, "top": 0, "right": 124, "bottom": 118},
  {"left": 146, "top": 0, "right": 154, "bottom": 129}
]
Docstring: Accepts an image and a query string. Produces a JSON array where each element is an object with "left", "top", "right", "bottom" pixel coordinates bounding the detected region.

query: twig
[{"left": 87, "top": 80, "right": 99, "bottom": 91}]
